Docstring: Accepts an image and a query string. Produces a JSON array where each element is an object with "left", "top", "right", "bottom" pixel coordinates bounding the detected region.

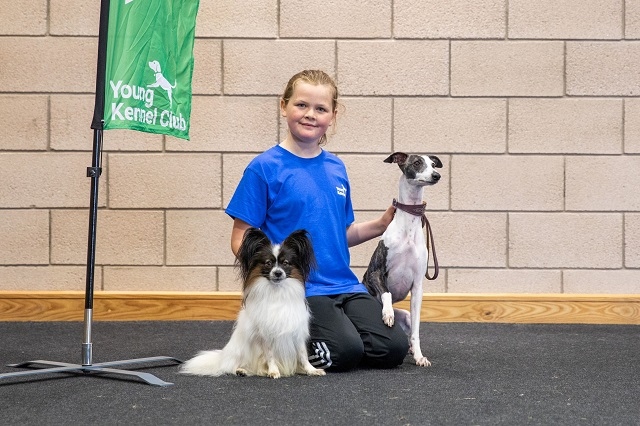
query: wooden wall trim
[{"left": 0, "top": 291, "right": 638, "bottom": 324}]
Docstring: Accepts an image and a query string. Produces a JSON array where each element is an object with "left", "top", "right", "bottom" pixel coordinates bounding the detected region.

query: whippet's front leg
[
  {"left": 381, "top": 292, "right": 395, "bottom": 326},
  {"left": 410, "top": 282, "right": 431, "bottom": 367}
]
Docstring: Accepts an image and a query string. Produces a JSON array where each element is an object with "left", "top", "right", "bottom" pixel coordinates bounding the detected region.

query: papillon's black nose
[
  {"left": 432, "top": 172, "right": 441, "bottom": 181},
  {"left": 272, "top": 269, "right": 284, "bottom": 279}
]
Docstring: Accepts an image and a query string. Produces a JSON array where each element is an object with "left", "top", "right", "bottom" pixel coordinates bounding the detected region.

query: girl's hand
[
  {"left": 380, "top": 205, "right": 396, "bottom": 229},
  {"left": 346, "top": 204, "right": 396, "bottom": 247}
]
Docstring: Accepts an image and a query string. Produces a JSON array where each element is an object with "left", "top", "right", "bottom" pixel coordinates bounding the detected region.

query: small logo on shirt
[{"left": 336, "top": 184, "right": 347, "bottom": 197}]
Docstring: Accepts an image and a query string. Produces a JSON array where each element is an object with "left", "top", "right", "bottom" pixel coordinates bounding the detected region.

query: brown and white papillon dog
[{"left": 181, "top": 228, "right": 325, "bottom": 379}]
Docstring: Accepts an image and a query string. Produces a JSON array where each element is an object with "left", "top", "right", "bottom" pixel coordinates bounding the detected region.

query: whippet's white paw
[
  {"left": 415, "top": 356, "right": 431, "bottom": 367},
  {"left": 382, "top": 308, "right": 394, "bottom": 327},
  {"left": 381, "top": 292, "right": 394, "bottom": 327}
]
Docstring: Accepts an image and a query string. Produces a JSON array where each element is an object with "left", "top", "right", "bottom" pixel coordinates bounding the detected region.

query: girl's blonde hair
[{"left": 281, "top": 70, "right": 339, "bottom": 146}]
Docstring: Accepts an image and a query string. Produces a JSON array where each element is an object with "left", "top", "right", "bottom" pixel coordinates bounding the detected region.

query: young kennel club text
[{"left": 108, "top": 80, "right": 187, "bottom": 131}]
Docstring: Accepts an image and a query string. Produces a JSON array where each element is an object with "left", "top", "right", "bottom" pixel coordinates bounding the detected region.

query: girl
[{"left": 225, "top": 70, "right": 409, "bottom": 371}]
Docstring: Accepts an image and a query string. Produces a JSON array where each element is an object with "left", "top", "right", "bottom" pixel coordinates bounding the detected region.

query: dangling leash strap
[{"left": 392, "top": 199, "right": 439, "bottom": 280}]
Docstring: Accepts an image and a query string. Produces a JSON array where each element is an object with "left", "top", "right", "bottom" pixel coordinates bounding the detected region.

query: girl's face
[{"left": 281, "top": 81, "right": 336, "bottom": 146}]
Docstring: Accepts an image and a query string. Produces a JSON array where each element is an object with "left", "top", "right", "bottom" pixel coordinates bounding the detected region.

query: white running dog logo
[{"left": 148, "top": 60, "right": 176, "bottom": 107}]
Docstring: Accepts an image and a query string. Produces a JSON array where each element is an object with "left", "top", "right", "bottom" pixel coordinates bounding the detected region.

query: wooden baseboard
[{"left": 1, "top": 291, "right": 638, "bottom": 324}]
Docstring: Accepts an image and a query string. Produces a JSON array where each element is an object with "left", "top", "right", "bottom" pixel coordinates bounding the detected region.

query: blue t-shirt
[{"left": 225, "top": 145, "right": 367, "bottom": 297}]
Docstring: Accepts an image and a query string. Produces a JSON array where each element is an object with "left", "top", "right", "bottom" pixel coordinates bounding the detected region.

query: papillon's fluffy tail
[{"left": 180, "top": 350, "right": 228, "bottom": 376}]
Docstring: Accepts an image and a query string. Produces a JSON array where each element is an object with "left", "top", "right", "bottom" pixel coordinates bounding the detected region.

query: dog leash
[{"left": 392, "top": 199, "right": 439, "bottom": 280}]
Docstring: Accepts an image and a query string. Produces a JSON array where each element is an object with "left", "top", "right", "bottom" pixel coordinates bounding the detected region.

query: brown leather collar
[{"left": 393, "top": 198, "right": 427, "bottom": 226}]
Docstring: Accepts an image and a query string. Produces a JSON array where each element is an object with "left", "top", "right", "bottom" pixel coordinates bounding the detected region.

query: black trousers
[{"left": 306, "top": 292, "right": 410, "bottom": 372}]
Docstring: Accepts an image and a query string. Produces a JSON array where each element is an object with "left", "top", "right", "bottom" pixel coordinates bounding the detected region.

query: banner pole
[{"left": 82, "top": 127, "right": 103, "bottom": 366}]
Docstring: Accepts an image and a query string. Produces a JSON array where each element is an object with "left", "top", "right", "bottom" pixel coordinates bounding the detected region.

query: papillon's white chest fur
[{"left": 181, "top": 228, "right": 325, "bottom": 379}]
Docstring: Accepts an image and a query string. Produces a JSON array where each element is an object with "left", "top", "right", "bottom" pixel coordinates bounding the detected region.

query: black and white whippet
[{"left": 363, "top": 152, "right": 442, "bottom": 367}]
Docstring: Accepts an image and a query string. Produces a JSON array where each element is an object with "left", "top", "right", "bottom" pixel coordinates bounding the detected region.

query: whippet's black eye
[{"left": 413, "top": 160, "right": 422, "bottom": 167}]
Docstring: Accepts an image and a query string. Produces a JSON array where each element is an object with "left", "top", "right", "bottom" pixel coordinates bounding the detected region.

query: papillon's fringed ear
[
  {"left": 383, "top": 152, "right": 408, "bottom": 166},
  {"left": 282, "top": 229, "right": 316, "bottom": 282},
  {"left": 430, "top": 155, "right": 443, "bottom": 169},
  {"left": 236, "top": 227, "right": 271, "bottom": 281}
]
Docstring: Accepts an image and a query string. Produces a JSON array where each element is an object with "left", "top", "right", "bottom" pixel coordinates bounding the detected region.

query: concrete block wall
[{"left": 1, "top": 0, "right": 639, "bottom": 294}]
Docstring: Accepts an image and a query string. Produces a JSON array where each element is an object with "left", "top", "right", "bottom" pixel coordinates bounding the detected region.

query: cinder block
[
  {"left": 166, "top": 210, "right": 235, "bottom": 266},
  {"left": 223, "top": 154, "right": 261, "bottom": 208},
  {"left": 624, "top": 99, "right": 640, "bottom": 153},
  {"left": 448, "top": 269, "right": 561, "bottom": 293},
  {"left": 0, "top": 153, "right": 107, "bottom": 208},
  {"left": 0, "top": 0, "right": 46, "bottom": 35},
  {"left": 342, "top": 154, "right": 449, "bottom": 211},
  {"left": 566, "top": 156, "right": 640, "bottom": 211},
  {"left": 315, "top": 97, "right": 392, "bottom": 154},
  {"left": 509, "top": 99, "right": 623, "bottom": 154},
  {"left": 563, "top": 270, "right": 640, "bottom": 293},
  {"left": 428, "top": 213, "right": 507, "bottom": 268},
  {"left": 103, "top": 266, "right": 217, "bottom": 291},
  {"left": 338, "top": 41, "right": 449, "bottom": 96},
  {"left": 394, "top": 0, "right": 505, "bottom": 39},
  {"left": 281, "top": 0, "right": 391, "bottom": 38},
  {"left": 192, "top": 39, "right": 222, "bottom": 95},
  {"left": 195, "top": 0, "right": 277, "bottom": 37},
  {"left": 0, "top": 95, "right": 48, "bottom": 150},
  {"left": 394, "top": 98, "right": 506, "bottom": 153},
  {"left": 626, "top": 213, "right": 640, "bottom": 267},
  {"left": 451, "top": 41, "right": 564, "bottom": 96},
  {"left": 0, "top": 37, "right": 96, "bottom": 92},
  {"left": 167, "top": 96, "right": 278, "bottom": 151},
  {"left": 50, "top": 95, "right": 163, "bottom": 151},
  {"left": 627, "top": 0, "right": 640, "bottom": 39},
  {"left": 224, "top": 40, "right": 335, "bottom": 95},
  {"left": 509, "top": 0, "right": 622, "bottom": 39},
  {"left": 50, "top": 0, "right": 99, "bottom": 36},
  {"left": 0, "top": 266, "right": 92, "bottom": 291},
  {"left": 567, "top": 42, "right": 640, "bottom": 96},
  {"left": 108, "top": 153, "right": 221, "bottom": 208},
  {"left": 218, "top": 266, "right": 242, "bottom": 291},
  {"left": 451, "top": 155, "right": 564, "bottom": 211},
  {"left": 509, "top": 213, "right": 622, "bottom": 268},
  {"left": 425, "top": 272, "right": 447, "bottom": 293},
  {"left": 51, "top": 209, "right": 164, "bottom": 265},
  {"left": 0, "top": 210, "right": 49, "bottom": 265}
]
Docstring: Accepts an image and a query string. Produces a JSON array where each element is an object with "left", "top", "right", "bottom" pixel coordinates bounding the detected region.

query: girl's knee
[
  {"left": 364, "top": 331, "right": 410, "bottom": 369},
  {"left": 387, "top": 335, "right": 410, "bottom": 366}
]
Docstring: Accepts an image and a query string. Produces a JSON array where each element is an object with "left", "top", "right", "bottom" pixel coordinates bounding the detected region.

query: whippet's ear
[
  {"left": 384, "top": 152, "right": 408, "bottom": 165},
  {"left": 429, "top": 156, "right": 443, "bottom": 168}
]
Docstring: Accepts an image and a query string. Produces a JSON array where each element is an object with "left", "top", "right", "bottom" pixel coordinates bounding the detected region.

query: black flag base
[
  {"left": 1, "top": 355, "right": 183, "bottom": 387},
  {"left": 0, "top": 128, "right": 183, "bottom": 387}
]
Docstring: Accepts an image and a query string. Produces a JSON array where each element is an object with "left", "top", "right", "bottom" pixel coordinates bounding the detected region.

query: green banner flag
[{"left": 102, "top": 0, "right": 199, "bottom": 140}]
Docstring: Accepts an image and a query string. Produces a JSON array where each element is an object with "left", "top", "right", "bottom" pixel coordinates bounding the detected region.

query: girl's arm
[
  {"left": 230, "top": 218, "right": 253, "bottom": 257},
  {"left": 346, "top": 205, "right": 395, "bottom": 247}
]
